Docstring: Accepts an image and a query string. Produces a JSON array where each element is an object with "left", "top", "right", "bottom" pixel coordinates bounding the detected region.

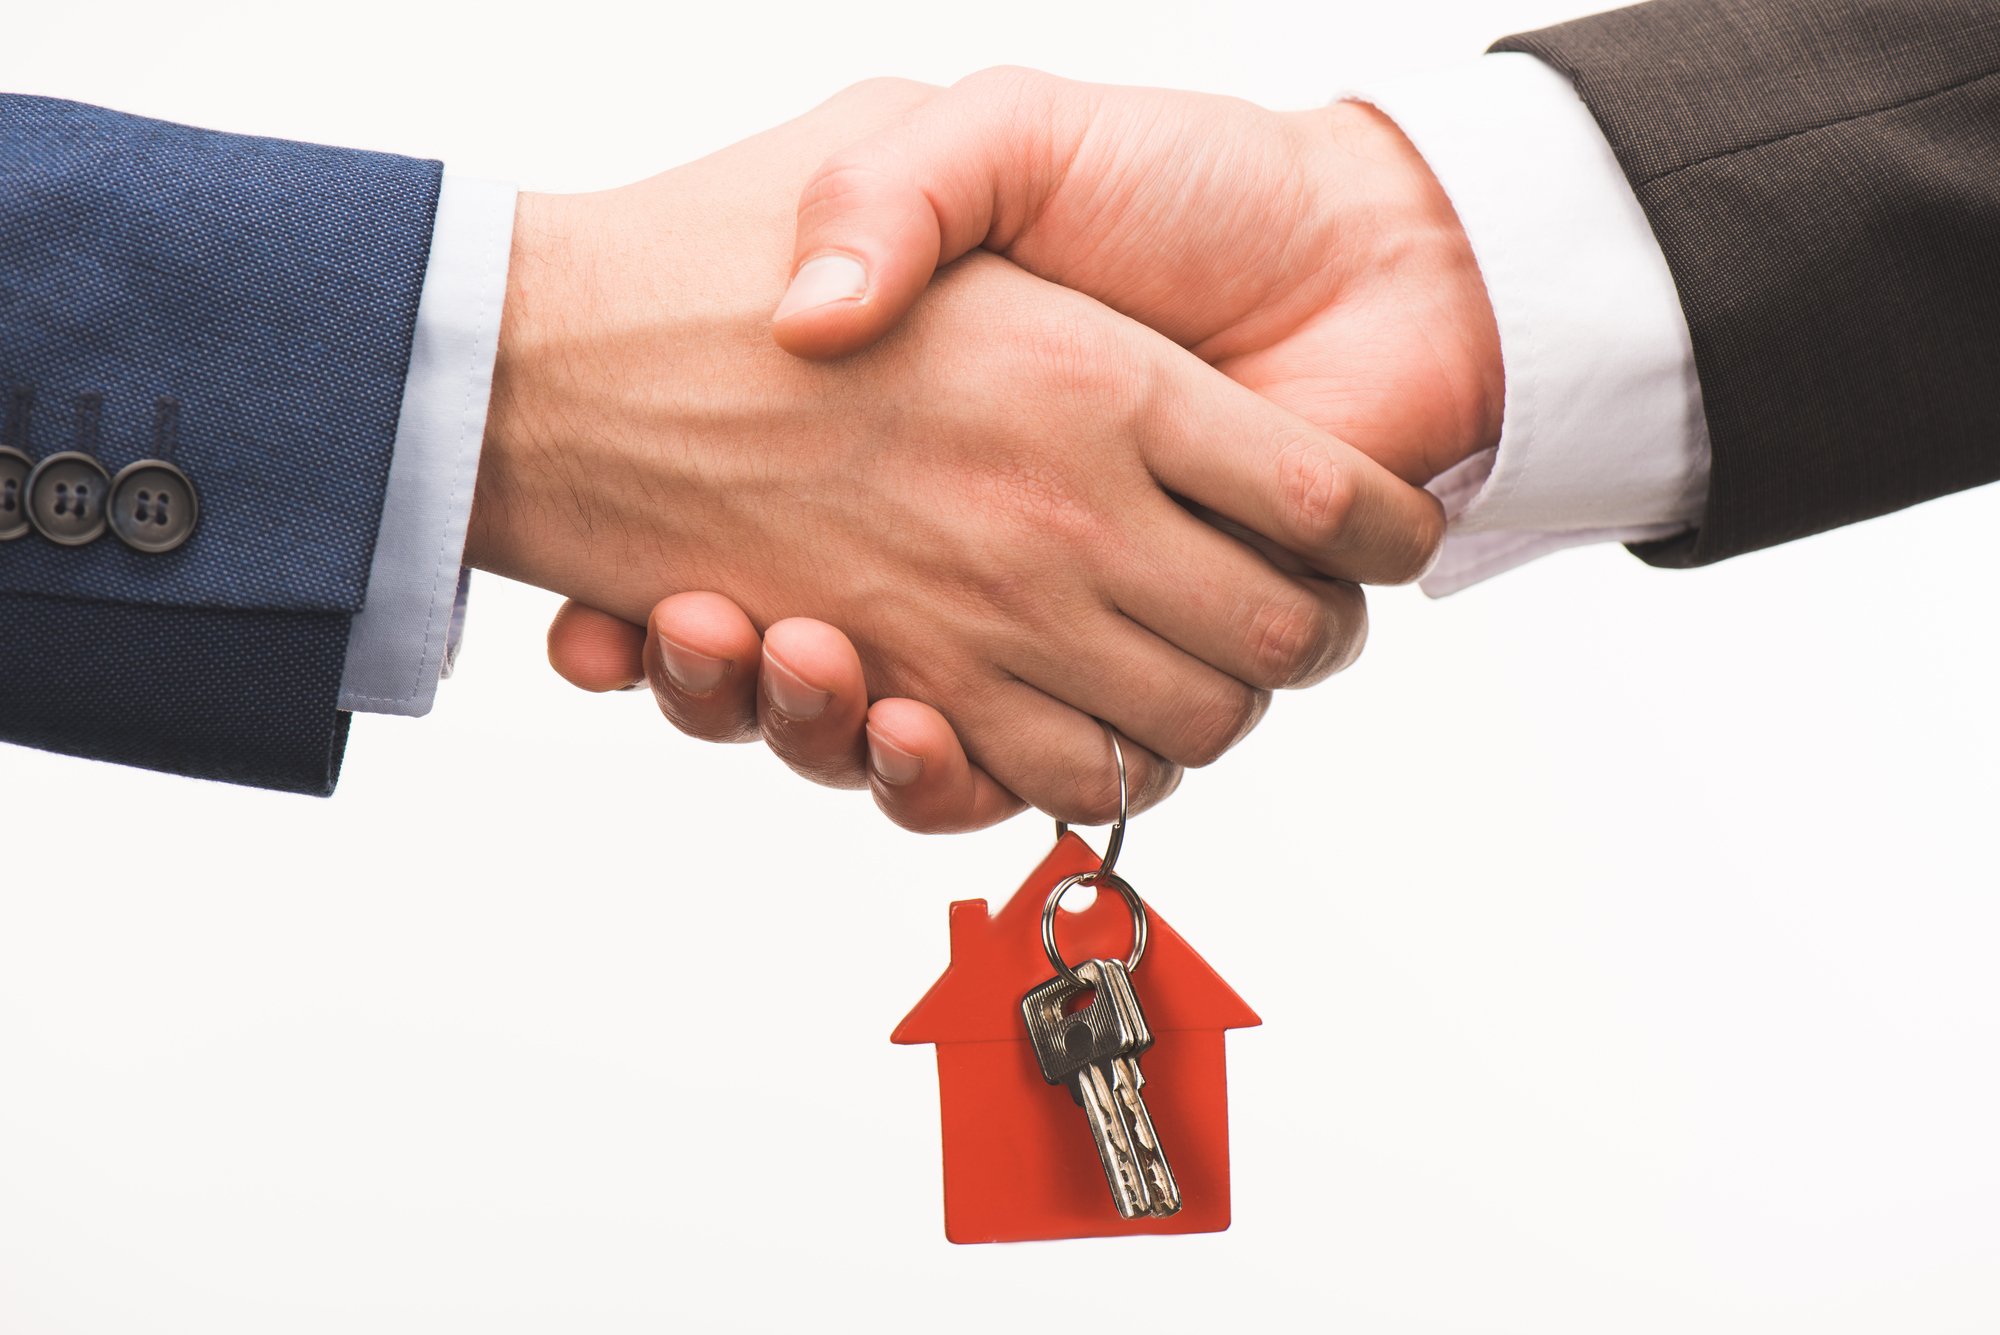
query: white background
[{"left": 5, "top": 1, "right": 1999, "bottom": 1331}]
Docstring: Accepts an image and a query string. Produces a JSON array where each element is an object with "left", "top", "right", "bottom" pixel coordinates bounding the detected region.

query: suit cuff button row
[{"left": 0, "top": 445, "right": 199, "bottom": 552}]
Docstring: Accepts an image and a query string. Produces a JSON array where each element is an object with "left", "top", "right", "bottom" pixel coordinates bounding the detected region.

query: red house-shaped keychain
[{"left": 893, "top": 833, "right": 1261, "bottom": 1244}]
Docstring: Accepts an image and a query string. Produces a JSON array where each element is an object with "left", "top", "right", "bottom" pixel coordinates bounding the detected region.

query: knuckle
[
  {"left": 1174, "top": 682, "right": 1268, "bottom": 769},
  {"left": 1246, "top": 591, "right": 1336, "bottom": 689},
  {"left": 1274, "top": 430, "right": 1357, "bottom": 553},
  {"left": 1318, "top": 585, "right": 1370, "bottom": 678},
  {"left": 965, "top": 443, "right": 1111, "bottom": 564},
  {"left": 958, "top": 65, "right": 1048, "bottom": 101},
  {"left": 1128, "top": 760, "right": 1184, "bottom": 816},
  {"left": 798, "top": 153, "right": 893, "bottom": 217},
  {"left": 1017, "top": 309, "right": 1124, "bottom": 399},
  {"left": 1018, "top": 484, "right": 1100, "bottom": 556},
  {"left": 1072, "top": 787, "right": 1125, "bottom": 828},
  {"left": 844, "top": 75, "right": 927, "bottom": 100},
  {"left": 829, "top": 76, "right": 935, "bottom": 116},
  {"left": 967, "top": 562, "right": 1040, "bottom": 620},
  {"left": 1056, "top": 762, "right": 1126, "bottom": 827}
]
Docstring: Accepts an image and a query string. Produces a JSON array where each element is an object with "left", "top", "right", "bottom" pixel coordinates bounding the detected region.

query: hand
[
  {"left": 768, "top": 68, "right": 1502, "bottom": 486},
  {"left": 545, "top": 70, "right": 1497, "bottom": 831},
  {"left": 474, "top": 80, "right": 1444, "bottom": 823}
]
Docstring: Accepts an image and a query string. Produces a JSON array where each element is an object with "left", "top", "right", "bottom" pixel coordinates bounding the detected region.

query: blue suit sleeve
[{"left": 0, "top": 94, "right": 443, "bottom": 794}]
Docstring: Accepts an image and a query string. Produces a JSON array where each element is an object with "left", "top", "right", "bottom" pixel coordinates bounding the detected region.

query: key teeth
[
  {"left": 1112, "top": 1053, "right": 1182, "bottom": 1219},
  {"left": 1077, "top": 1062, "right": 1150, "bottom": 1218}
]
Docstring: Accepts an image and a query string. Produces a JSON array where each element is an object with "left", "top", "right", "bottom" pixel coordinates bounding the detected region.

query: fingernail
[
  {"left": 867, "top": 727, "right": 924, "bottom": 786},
  {"left": 657, "top": 638, "right": 729, "bottom": 693},
  {"left": 772, "top": 254, "right": 868, "bottom": 321},
  {"left": 763, "top": 653, "right": 831, "bottom": 721}
]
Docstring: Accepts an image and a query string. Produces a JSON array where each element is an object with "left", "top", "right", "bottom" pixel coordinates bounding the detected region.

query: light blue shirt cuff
[{"left": 338, "top": 175, "right": 515, "bottom": 715}]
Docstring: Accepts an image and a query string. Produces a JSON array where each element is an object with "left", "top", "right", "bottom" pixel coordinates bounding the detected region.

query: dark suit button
[
  {"left": 108, "top": 459, "right": 199, "bottom": 553},
  {"left": 0, "top": 447, "right": 30, "bottom": 541},
  {"left": 25, "top": 451, "right": 111, "bottom": 546}
]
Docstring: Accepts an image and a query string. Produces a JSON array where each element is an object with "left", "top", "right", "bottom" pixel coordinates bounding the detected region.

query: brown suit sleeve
[{"left": 1494, "top": 1, "right": 2000, "bottom": 566}]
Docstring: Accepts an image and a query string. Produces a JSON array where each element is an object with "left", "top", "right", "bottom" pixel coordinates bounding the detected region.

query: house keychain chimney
[{"left": 892, "top": 730, "right": 1261, "bottom": 1244}]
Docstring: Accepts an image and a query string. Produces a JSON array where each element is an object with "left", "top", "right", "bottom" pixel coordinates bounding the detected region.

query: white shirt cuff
[
  {"left": 337, "top": 175, "right": 514, "bottom": 715},
  {"left": 1345, "top": 53, "right": 1713, "bottom": 596}
]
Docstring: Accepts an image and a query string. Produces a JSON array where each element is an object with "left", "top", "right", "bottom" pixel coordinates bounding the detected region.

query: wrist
[
  {"left": 465, "top": 191, "right": 535, "bottom": 578},
  {"left": 459, "top": 171, "right": 809, "bottom": 626},
  {"left": 1309, "top": 100, "right": 1504, "bottom": 476},
  {"left": 466, "top": 189, "right": 595, "bottom": 588}
]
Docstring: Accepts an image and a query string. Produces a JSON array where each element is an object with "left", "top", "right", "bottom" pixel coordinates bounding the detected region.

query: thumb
[{"left": 772, "top": 68, "right": 1093, "bottom": 360}]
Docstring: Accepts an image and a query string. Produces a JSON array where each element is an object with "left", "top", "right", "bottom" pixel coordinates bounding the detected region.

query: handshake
[{"left": 473, "top": 72, "right": 1501, "bottom": 832}]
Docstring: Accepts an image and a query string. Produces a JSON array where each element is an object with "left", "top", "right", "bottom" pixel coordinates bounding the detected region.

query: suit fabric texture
[
  {"left": 1496, "top": 0, "right": 2000, "bottom": 566},
  {"left": 0, "top": 94, "right": 441, "bottom": 794}
]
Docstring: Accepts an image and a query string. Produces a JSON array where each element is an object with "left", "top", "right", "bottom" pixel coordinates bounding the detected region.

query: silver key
[
  {"left": 1022, "top": 958, "right": 1182, "bottom": 1218},
  {"left": 1090, "top": 962, "right": 1179, "bottom": 1215}
]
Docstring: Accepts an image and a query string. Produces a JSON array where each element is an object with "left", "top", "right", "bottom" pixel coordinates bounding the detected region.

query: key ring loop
[
  {"left": 1041, "top": 870, "right": 1148, "bottom": 989},
  {"left": 1052, "top": 727, "right": 1127, "bottom": 879}
]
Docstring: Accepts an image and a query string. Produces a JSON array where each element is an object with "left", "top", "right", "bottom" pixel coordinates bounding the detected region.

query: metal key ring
[
  {"left": 1052, "top": 727, "right": 1127, "bottom": 879},
  {"left": 1041, "top": 869, "right": 1148, "bottom": 989}
]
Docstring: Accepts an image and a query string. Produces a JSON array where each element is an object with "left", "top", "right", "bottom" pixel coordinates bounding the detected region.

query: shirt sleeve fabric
[
  {"left": 337, "top": 175, "right": 515, "bottom": 715},
  {"left": 1344, "top": 53, "right": 1713, "bottom": 596}
]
